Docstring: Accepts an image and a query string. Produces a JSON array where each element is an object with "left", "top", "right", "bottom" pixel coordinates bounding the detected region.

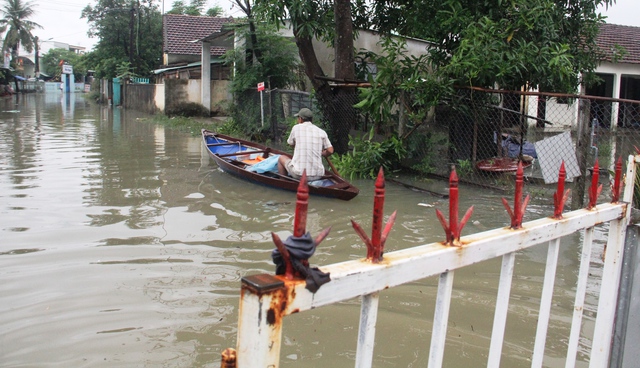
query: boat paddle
[{"left": 325, "top": 156, "right": 340, "bottom": 176}]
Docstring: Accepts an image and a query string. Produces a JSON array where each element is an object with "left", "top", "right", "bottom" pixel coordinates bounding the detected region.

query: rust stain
[
  {"left": 220, "top": 348, "right": 237, "bottom": 368},
  {"left": 265, "top": 280, "right": 300, "bottom": 326},
  {"left": 266, "top": 308, "right": 276, "bottom": 326}
]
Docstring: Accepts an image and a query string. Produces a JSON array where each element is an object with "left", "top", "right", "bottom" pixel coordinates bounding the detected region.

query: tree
[
  {"left": 223, "top": 22, "right": 303, "bottom": 137},
  {"left": 253, "top": 0, "right": 618, "bottom": 150},
  {"left": 253, "top": 0, "right": 361, "bottom": 153},
  {"left": 40, "top": 47, "right": 86, "bottom": 80},
  {"left": 368, "top": 0, "right": 616, "bottom": 93},
  {"left": 206, "top": 5, "right": 224, "bottom": 17},
  {"left": 167, "top": 0, "right": 224, "bottom": 16},
  {"left": 0, "top": 0, "right": 41, "bottom": 61},
  {"left": 81, "top": 0, "right": 162, "bottom": 79}
]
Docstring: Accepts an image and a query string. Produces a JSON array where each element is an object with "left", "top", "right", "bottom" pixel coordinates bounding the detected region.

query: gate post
[{"left": 236, "top": 274, "right": 287, "bottom": 367}]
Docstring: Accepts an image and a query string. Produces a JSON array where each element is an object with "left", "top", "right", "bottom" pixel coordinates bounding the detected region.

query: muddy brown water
[{"left": 1, "top": 94, "right": 607, "bottom": 367}]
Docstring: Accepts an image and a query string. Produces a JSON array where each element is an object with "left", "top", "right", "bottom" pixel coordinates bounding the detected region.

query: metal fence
[
  {"left": 244, "top": 86, "right": 640, "bottom": 206},
  {"left": 222, "top": 154, "right": 637, "bottom": 368}
]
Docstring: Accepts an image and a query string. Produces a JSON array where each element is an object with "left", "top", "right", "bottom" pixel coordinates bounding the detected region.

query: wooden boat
[{"left": 201, "top": 129, "right": 359, "bottom": 200}]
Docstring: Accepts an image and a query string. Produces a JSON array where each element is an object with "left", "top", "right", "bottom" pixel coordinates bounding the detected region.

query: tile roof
[
  {"left": 596, "top": 23, "right": 640, "bottom": 64},
  {"left": 163, "top": 14, "right": 233, "bottom": 57}
]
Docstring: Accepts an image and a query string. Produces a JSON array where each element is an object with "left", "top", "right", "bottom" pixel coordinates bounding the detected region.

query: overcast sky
[{"left": 28, "top": 0, "right": 640, "bottom": 53}]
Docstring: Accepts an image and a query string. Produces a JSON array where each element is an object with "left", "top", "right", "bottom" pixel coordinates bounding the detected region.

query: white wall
[{"left": 155, "top": 84, "right": 165, "bottom": 112}]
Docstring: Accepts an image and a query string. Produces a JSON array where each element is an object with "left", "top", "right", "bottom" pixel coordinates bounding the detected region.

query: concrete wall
[
  {"left": 211, "top": 80, "right": 231, "bottom": 113},
  {"left": 277, "top": 25, "right": 432, "bottom": 81},
  {"left": 99, "top": 78, "right": 231, "bottom": 115},
  {"left": 165, "top": 79, "right": 189, "bottom": 110},
  {"left": 187, "top": 79, "right": 201, "bottom": 103},
  {"left": 123, "top": 83, "right": 159, "bottom": 115},
  {"left": 160, "top": 78, "right": 230, "bottom": 113}
]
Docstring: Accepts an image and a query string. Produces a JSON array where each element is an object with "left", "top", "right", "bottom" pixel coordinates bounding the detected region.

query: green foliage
[
  {"left": 86, "top": 82, "right": 101, "bottom": 102},
  {"left": 165, "top": 102, "right": 210, "bottom": 118},
  {"left": 355, "top": 37, "right": 452, "bottom": 136},
  {"left": 456, "top": 159, "right": 473, "bottom": 177},
  {"left": 332, "top": 129, "right": 407, "bottom": 179},
  {"left": 142, "top": 114, "right": 210, "bottom": 136},
  {"left": 223, "top": 23, "right": 302, "bottom": 138},
  {"left": 409, "top": 131, "right": 451, "bottom": 175},
  {"left": 81, "top": 0, "right": 162, "bottom": 79},
  {"left": 216, "top": 119, "right": 247, "bottom": 138},
  {"left": 223, "top": 23, "right": 302, "bottom": 93},
  {"left": 253, "top": 0, "right": 336, "bottom": 43},
  {"left": 226, "top": 92, "right": 270, "bottom": 139},
  {"left": 114, "top": 61, "right": 138, "bottom": 79},
  {"left": 369, "top": 0, "right": 614, "bottom": 93},
  {"left": 167, "top": 0, "right": 222, "bottom": 16},
  {"left": 206, "top": 6, "right": 224, "bottom": 17},
  {"left": 41, "top": 48, "right": 86, "bottom": 79}
]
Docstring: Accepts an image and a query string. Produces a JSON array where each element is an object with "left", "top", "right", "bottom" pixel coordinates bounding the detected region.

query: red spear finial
[
  {"left": 553, "top": 161, "right": 570, "bottom": 219},
  {"left": 587, "top": 159, "right": 603, "bottom": 210},
  {"left": 436, "top": 167, "right": 474, "bottom": 246},
  {"left": 351, "top": 167, "right": 397, "bottom": 262},
  {"left": 501, "top": 161, "right": 530, "bottom": 228}
]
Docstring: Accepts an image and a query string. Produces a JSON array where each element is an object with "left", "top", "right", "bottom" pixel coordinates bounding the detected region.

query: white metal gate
[{"left": 224, "top": 155, "right": 638, "bottom": 368}]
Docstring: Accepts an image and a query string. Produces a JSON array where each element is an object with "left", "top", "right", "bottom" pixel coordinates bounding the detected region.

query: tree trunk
[
  {"left": 11, "top": 45, "right": 20, "bottom": 93},
  {"left": 331, "top": 0, "right": 356, "bottom": 153}
]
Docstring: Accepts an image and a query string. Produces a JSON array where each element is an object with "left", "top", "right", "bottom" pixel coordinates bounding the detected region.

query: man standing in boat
[{"left": 278, "top": 108, "right": 334, "bottom": 181}]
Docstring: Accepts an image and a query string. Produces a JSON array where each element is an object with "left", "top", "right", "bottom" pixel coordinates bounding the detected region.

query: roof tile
[
  {"left": 163, "top": 14, "right": 233, "bottom": 57},
  {"left": 597, "top": 23, "right": 640, "bottom": 64}
]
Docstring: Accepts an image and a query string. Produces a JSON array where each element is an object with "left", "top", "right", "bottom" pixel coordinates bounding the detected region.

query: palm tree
[{"left": 0, "top": 0, "right": 41, "bottom": 61}]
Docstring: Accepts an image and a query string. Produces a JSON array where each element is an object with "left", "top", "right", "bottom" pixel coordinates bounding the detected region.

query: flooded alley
[{"left": 0, "top": 93, "right": 609, "bottom": 367}]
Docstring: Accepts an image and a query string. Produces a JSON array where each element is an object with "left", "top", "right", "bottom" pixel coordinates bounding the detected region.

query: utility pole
[{"left": 129, "top": 5, "right": 135, "bottom": 65}]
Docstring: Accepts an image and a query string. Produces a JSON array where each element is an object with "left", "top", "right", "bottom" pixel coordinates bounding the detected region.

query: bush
[
  {"left": 332, "top": 129, "right": 407, "bottom": 179},
  {"left": 165, "top": 102, "right": 210, "bottom": 118}
]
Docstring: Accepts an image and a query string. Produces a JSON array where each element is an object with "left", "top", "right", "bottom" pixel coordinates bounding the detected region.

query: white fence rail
[{"left": 229, "top": 155, "right": 637, "bottom": 368}]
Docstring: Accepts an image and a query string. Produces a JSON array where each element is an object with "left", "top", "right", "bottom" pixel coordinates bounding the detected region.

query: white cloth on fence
[{"left": 534, "top": 131, "right": 581, "bottom": 184}]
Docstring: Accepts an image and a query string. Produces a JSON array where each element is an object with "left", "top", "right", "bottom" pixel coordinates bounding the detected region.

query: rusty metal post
[
  {"left": 501, "top": 162, "right": 530, "bottom": 229},
  {"left": 553, "top": 161, "right": 570, "bottom": 219},
  {"left": 236, "top": 274, "right": 286, "bottom": 367},
  {"left": 220, "top": 348, "right": 237, "bottom": 368},
  {"left": 436, "top": 167, "right": 474, "bottom": 246},
  {"left": 612, "top": 156, "right": 622, "bottom": 203},
  {"left": 351, "top": 167, "right": 397, "bottom": 262},
  {"left": 588, "top": 159, "right": 603, "bottom": 210}
]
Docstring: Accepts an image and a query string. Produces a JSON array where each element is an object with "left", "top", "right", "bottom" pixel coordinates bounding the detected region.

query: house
[
  {"left": 157, "top": 14, "right": 233, "bottom": 81},
  {"left": 588, "top": 23, "right": 640, "bottom": 127},
  {"left": 154, "top": 14, "right": 235, "bottom": 112},
  {"left": 525, "top": 23, "right": 640, "bottom": 130}
]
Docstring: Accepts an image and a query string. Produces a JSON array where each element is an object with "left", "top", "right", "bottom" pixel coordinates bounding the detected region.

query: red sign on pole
[{"left": 257, "top": 82, "right": 265, "bottom": 92}]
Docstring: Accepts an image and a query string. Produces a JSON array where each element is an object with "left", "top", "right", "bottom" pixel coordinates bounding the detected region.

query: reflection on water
[{"left": 0, "top": 94, "right": 607, "bottom": 367}]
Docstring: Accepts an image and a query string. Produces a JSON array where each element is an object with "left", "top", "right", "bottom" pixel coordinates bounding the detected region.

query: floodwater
[{"left": 1, "top": 93, "right": 609, "bottom": 367}]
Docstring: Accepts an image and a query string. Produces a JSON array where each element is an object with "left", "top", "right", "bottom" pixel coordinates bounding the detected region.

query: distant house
[
  {"left": 588, "top": 23, "right": 640, "bottom": 127},
  {"left": 526, "top": 23, "right": 640, "bottom": 129}
]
